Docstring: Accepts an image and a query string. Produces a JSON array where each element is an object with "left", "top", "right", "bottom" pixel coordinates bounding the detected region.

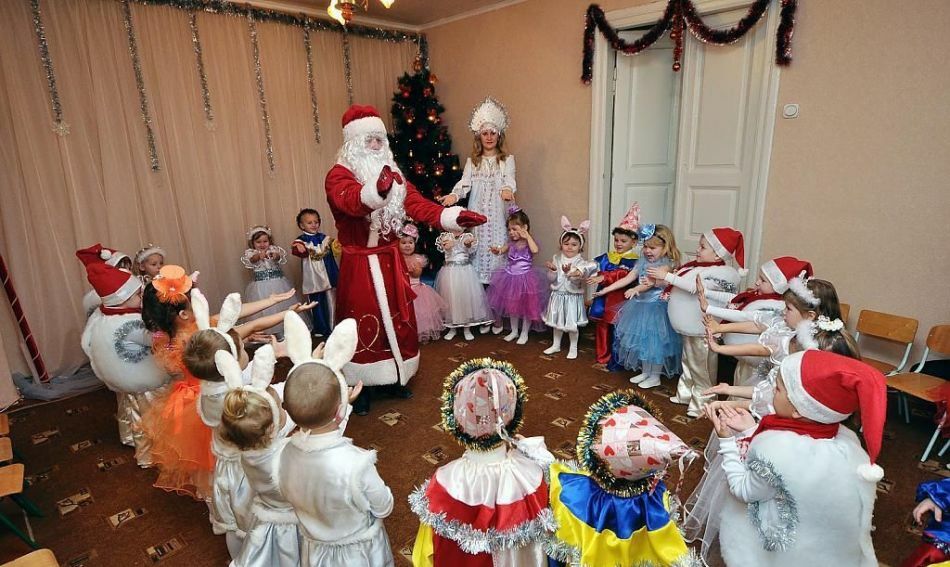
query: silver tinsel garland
[
  {"left": 113, "top": 320, "right": 151, "bottom": 363},
  {"left": 341, "top": 30, "right": 353, "bottom": 106},
  {"left": 408, "top": 480, "right": 557, "bottom": 555},
  {"left": 29, "top": 0, "right": 68, "bottom": 136},
  {"left": 188, "top": 12, "right": 214, "bottom": 129},
  {"left": 746, "top": 456, "right": 799, "bottom": 551},
  {"left": 121, "top": 0, "right": 161, "bottom": 171},
  {"left": 247, "top": 15, "right": 275, "bottom": 173},
  {"left": 303, "top": 23, "right": 321, "bottom": 144}
]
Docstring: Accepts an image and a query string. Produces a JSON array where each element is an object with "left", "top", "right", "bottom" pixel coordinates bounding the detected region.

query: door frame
[{"left": 587, "top": 0, "right": 782, "bottom": 277}]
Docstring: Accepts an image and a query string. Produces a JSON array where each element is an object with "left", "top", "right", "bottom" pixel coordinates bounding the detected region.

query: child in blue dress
[
  {"left": 592, "top": 224, "right": 682, "bottom": 388},
  {"left": 291, "top": 208, "right": 339, "bottom": 336}
]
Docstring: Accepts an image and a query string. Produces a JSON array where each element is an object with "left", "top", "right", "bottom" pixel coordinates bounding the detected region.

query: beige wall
[{"left": 428, "top": 0, "right": 950, "bottom": 359}]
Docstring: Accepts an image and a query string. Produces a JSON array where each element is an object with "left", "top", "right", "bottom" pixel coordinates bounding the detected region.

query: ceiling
[{"left": 255, "top": 0, "right": 517, "bottom": 28}]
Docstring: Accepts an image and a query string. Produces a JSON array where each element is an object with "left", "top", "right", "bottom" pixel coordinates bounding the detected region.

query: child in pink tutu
[
  {"left": 487, "top": 206, "right": 548, "bottom": 344},
  {"left": 399, "top": 223, "right": 447, "bottom": 343}
]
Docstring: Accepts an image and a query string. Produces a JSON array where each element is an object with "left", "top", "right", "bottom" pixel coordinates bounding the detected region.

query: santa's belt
[{"left": 343, "top": 240, "right": 412, "bottom": 323}]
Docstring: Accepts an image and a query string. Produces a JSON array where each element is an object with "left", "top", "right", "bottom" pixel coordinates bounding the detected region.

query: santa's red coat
[{"left": 326, "top": 164, "right": 459, "bottom": 386}]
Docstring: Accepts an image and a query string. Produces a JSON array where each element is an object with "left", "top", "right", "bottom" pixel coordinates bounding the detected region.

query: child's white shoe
[
  {"left": 638, "top": 376, "right": 662, "bottom": 389},
  {"left": 479, "top": 324, "right": 492, "bottom": 334},
  {"left": 629, "top": 373, "right": 647, "bottom": 384},
  {"left": 516, "top": 332, "right": 529, "bottom": 345},
  {"left": 566, "top": 348, "right": 578, "bottom": 360},
  {"left": 669, "top": 395, "right": 690, "bottom": 405},
  {"left": 444, "top": 329, "right": 457, "bottom": 341},
  {"left": 491, "top": 325, "right": 504, "bottom": 334},
  {"left": 543, "top": 345, "right": 561, "bottom": 355},
  {"left": 464, "top": 328, "right": 475, "bottom": 341},
  {"left": 504, "top": 330, "right": 519, "bottom": 342}
]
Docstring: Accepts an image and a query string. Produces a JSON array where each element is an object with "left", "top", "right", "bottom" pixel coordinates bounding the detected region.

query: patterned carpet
[{"left": 0, "top": 329, "right": 940, "bottom": 566}]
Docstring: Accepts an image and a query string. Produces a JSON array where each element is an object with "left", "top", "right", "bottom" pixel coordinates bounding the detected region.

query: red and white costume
[{"left": 325, "top": 105, "right": 467, "bottom": 386}]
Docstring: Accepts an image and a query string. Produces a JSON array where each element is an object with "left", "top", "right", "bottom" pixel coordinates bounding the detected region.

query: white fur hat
[{"left": 469, "top": 97, "right": 510, "bottom": 134}]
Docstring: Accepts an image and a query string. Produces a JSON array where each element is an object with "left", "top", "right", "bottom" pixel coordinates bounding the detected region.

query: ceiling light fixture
[{"left": 327, "top": 0, "right": 395, "bottom": 26}]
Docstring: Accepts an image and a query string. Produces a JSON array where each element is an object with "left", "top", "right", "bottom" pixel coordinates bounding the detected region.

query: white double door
[{"left": 608, "top": 6, "right": 779, "bottom": 273}]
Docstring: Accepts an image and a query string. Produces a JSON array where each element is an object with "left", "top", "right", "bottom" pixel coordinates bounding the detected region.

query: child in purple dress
[{"left": 486, "top": 206, "right": 548, "bottom": 344}]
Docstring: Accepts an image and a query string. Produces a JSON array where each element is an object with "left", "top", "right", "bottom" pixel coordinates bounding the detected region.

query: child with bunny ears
[
  {"left": 215, "top": 345, "right": 300, "bottom": 567},
  {"left": 278, "top": 311, "right": 394, "bottom": 567},
  {"left": 541, "top": 217, "right": 599, "bottom": 359}
]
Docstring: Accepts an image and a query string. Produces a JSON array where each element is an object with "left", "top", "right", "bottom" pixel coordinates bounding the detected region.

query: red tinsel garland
[{"left": 582, "top": 0, "right": 797, "bottom": 82}]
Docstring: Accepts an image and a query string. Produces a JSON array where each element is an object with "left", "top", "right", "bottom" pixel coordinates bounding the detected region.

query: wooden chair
[
  {"left": 886, "top": 325, "right": 950, "bottom": 461},
  {"left": 839, "top": 303, "right": 850, "bottom": 326},
  {"left": 0, "top": 464, "right": 42, "bottom": 549},
  {"left": 0, "top": 438, "right": 11, "bottom": 463},
  {"left": 0, "top": 414, "right": 8, "bottom": 437},
  {"left": 1, "top": 549, "right": 58, "bottom": 567},
  {"left": 854, "top": 309, "right": 918, "bottom": 375}
]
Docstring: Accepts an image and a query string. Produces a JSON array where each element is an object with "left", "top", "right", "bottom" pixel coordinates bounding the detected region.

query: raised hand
[
  {"left": 270, "top": 289, "right": 296, "bottom": 304},
  {"left": 348, "top": 380, "right": 364, "bottom": 403},
  {"left": 545, "top": 260, "right": 557, "bottom": 272},
  {"left": 292, "top": 301, "right": 318, "bottom": 313},
  {"left": 500, "top": 188, "right": 514, "bottom": 202},
  {"left": 377, "top": 165, "right": 397, "bottom": 194},
  {"left": 914, "top": 498, "right": 943, "bottom": 524},
  {"left": 704, "top": 383, "right": 734, "bottom": 397},
  {"left": 720, "top": 406, "right": 757, "bottom": 434},
  {"left": 705, "top": 327, "right": 722, "bottom": 353},
  {"left": 437, "top": 194, "right": 459, "bottom": 206},
  {"left": 647, "top": 265, "right": 670, "bottom": 280}
]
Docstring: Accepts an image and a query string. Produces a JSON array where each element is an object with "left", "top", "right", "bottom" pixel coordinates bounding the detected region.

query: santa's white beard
[{"left": 338, "top": 138, "right": 407, "bottom": 237}]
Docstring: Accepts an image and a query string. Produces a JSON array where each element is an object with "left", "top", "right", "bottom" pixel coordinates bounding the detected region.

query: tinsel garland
[
  {"left": 341, "top": 30, "right": 354, "bottom": 106},
  {"left": 188, "top": 12, "right": 214, "bottom": 129},
  {"left": 581, "top": 0, "right": 796, "bottom": 81},
  {"left": 303, "top": 23, "right": 321, "bottom": 144},
  {"left": 121, "top": 0, "right": 161, "bottom": 171},
  {"left": 575, "top": 389, "right": 663, "bottom": 497},
  {"left": 746, "top": 456, "right": 799, "bottom": 551},
  {"left": 439, "top": 358, "right": 527, "bottom": 452},
  {"left": 248, "top": 15, "right": 275, "bottom": 173},
  {"left": 29, "top": 0, "right": 68, "bottom": 136}
]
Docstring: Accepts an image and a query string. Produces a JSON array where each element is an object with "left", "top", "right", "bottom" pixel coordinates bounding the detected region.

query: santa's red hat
[
  {"left": 780, "top": 350, "right": 887, "bottom": 482},
  {"left": 761, "top": 256, "right": 813, "bottom": 294},
  {"left": 704, "top": 227, "right": 746, "bottom": 275},
  {"left": 341, "top": 104, "right": 386, "bottom": 143},
  {"left": 86, "top": 262, "right": 142, "bottom": 307},
  {"left": 76, "top": 243, "right": 130, "bottom": 269}
]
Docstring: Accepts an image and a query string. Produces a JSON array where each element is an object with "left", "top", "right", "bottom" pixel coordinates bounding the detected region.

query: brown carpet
[{"left": 0, "top": 330, "right": 940, "bottom": 565}]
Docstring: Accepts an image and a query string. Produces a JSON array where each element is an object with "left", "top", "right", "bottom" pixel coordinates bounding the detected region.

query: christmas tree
[{"left": 389, "top": 56, "right": 462, "bottom": 274}]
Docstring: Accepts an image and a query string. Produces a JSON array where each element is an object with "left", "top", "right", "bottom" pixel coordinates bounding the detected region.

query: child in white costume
[
  {"left": 709, "top": 350, "right": 883, "bottom": 567},
  {"left": 76, "top": 243, "right": 133, "bottom": 318},
  {"left": 79, "top": 262, "right": 168, "bottom": 467},
  {"left": 647, "top": 227, "right": 743, "bottom": 417},
  {"left": 438, "top": 97, "right": 516, "bottom": 286},
  {"left": 542, "top": 217, "right": 598, "bottom": 359},
  {"left": 434, "top": 230, "right": 492, "bottom": 341},
  {"left": 241, "top": 225, "right": 301, "bottom": 336},
  {"left": 278, "top": 312, "right": 394, "bottom": 567},
  {"left": 133, "top": 243, "right": 166, "bottom": 286},
  {"left": 216, "top": 345, "right": 299, "bottom": 567},
  {"left": 410, "top": 358, "right": 555, "bottom": 566}
]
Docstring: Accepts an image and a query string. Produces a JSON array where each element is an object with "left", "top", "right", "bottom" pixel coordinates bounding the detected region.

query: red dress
[{"left": 325, "top": 164, "right": 456, "bottom": 387}]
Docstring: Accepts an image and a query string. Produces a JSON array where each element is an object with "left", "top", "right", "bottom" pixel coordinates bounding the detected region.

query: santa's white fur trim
[
  {"left": 343, "top": 354, "right": 420, "bottom": 387},
  {"left": 101, "top": 274, "right": 142, "bottom": 307},
  {"left": 360, "top": 178, "right": 389, "bottom": 210},
  {"left": 761, "top": 260, "right": 789, "bottom": 293},
  {"left": 440, "top": 206, "right": 464, "bottom": 232},
  {"left": 368, "top": 252, "right": 409, "bottom": 380},
  {"left": 343, "top": 116, "right": 386, "bottom": 143},
  {"left": 857, "top": 463, "right": 884, "bottom": 482},
  {"left": 780, "top": 353, "right": 851, "bottom": 424}
]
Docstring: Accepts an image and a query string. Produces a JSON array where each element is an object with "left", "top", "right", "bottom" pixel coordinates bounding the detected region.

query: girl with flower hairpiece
[
  {"left": 486, "top": 207, "right": 549, "bottom": 344},
  {"left": 434, "top": 226, "right": 492, "bottom": 341},
  {"left": 437, "top": 97, "right": 517, "bottom": 287},
  {"left": 242, "top": 225, "right": 301, "bottom": 337},
  {"left": 399, "top": 223, "right": 447, "bottom": 343},
  {"left": 140, "top": 265, "right": 316, "bottom": 500}
]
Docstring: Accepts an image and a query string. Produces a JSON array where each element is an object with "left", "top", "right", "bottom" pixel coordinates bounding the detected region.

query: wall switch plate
[{"left": 782, "top": 103, "right": 800, "bottom": 118}]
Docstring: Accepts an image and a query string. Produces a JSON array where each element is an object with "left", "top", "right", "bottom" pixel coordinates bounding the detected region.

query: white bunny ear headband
[
  {"left": 559, "top": 215, "right": 592, "bottom": 249},
  {"left": 787, "top": 271, "right": 820, "bottom": 307},
  {"left": 284, "top": 310, "right": 358, "bottom": 424},
  {"left": 214, "top": 344, "right": 280, "bottom": 432},
  {"left": 191, "top": 288, "right": 242, "bottom": 357}
]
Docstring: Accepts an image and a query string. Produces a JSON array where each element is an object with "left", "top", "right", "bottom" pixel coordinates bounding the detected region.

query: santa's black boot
[
  {"left": 384, "top": 384, "right": 413, "bottom": 399},
  {"left": 353, "top": 389, "right": 371, "bottom": 416}
]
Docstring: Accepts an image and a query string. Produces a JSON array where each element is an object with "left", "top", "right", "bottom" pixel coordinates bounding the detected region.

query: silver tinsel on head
[
  {"left": 248, "top": 14, "right": 275, "bottom": 173},
  {"left": 188, "top": 12, "right": 214, "bottom": 129},
  {"left": 29, "top": 0, "right": 68, "bottom": 136},
  {"left": 121, "top": 0, "right": 160, "bottom": 171},
  {"left": 746, "top": 455, "right": 799, "bottom": 552}
]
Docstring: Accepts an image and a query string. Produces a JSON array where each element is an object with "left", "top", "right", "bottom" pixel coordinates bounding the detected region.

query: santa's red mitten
[
  {"left": 377, "top": 165, "right": 396, "bottom": 195},
  {"left": 457, "top": 211, "right": 488, "bottom": 228}
]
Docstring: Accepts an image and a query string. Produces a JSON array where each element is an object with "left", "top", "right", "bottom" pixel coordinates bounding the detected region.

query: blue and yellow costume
[{"left": 589, "top": 250, "right": 638, "bottom": 367}]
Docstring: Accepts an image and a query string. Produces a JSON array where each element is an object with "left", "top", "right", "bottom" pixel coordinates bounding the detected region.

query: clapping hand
[
  {"left": 545, "top": 260, "right": 557, "bottom": 272},
  {"left": 647, "top": 265, "right": 670, "bottom": 280},
  {"left": 499, "top": 187, "right": 514, "bottom": 202},
  {"left": 705, "top": 327, "right": 723, "bottom": 353},
  {"left": 696, "top": 274, "right": 710, "bottom": 312},
  {"left": 719, "top": 406, "right": 757, "bottom": 433},
  {"left": 705, "top": 405, "right": 733, "bottom": 438}
]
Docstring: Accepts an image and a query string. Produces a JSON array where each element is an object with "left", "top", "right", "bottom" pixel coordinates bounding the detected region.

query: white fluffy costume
[
  {"left": 79, "top": 262, "right": 168, "bottom": 467},
  {"left": 717, "top": 351, "right": 884, "bottom": 567},
  {"left": 278, "top": 312, "right": 395, "bottom": 567}
]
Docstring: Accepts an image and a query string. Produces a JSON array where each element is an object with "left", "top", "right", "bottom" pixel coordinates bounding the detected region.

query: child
[
  {"left": 278, "top": 312, "right": 394, "bottom": 567},
  {"left": 400, "top": 223, "right": 447, "bottom": 343},
  {"left": 710, "top": 350, "right": 884, "bottom": 566},
  {"left": 410, "top": 358, "right": 554, "bottom": 565},
  {"left": 702, "top": 256, "right": 812, "bottom": 391},
  {"left": 79, "top": 262, "right": 167, "bottom": 467},
  {"left": 133, "top": 243, "right": 166, "bottom": 285},
  {"left": 647, "top": 227, "right": 743, "bottom": 417},
  {"left": 486, "top": 206, "right": 548, "bottom": 345},
  {"left": 904, "top": 478, "right": 950, "bottom": 567},
  {"left": 437, "top": 97, "right": 516, "bottom": 285},
  {"left": 434, "top": 229, "right": 492, "bottom": 341},
  {"left": 215, "top": 345, "right": 299, "bottom": 567},
  {"left": 594, "top": 224, "right": 682, "bottom": 388},
  {"left": 76, "top": 243, "right": 133, "bottom": 318},
  {"left": 587, "top": 202, "right": 640, "bottom": 366},
  {"left": 291, "top": 208, "right": 339, "bottom": 336},
  {"left": 541, "top": 217, "right": 598, "bottom": 359},
  {"left": 242, "top": 224, "right": 301, "bottom": 336},
  {"left": 546, "top": 390, "right": 697, "bottom": 567}
]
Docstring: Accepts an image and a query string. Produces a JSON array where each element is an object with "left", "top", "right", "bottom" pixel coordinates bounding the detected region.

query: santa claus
[{"left": 326, "top": 104, "right": 486, "bottom": 414}]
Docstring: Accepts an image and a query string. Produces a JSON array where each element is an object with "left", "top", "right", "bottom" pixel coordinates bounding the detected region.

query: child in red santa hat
[
  {"left": 709, "top": 350, "right": 885, "bottom": 567},
  {"left": 76, "top": 243, "right": 133, "bottom": 318}
]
